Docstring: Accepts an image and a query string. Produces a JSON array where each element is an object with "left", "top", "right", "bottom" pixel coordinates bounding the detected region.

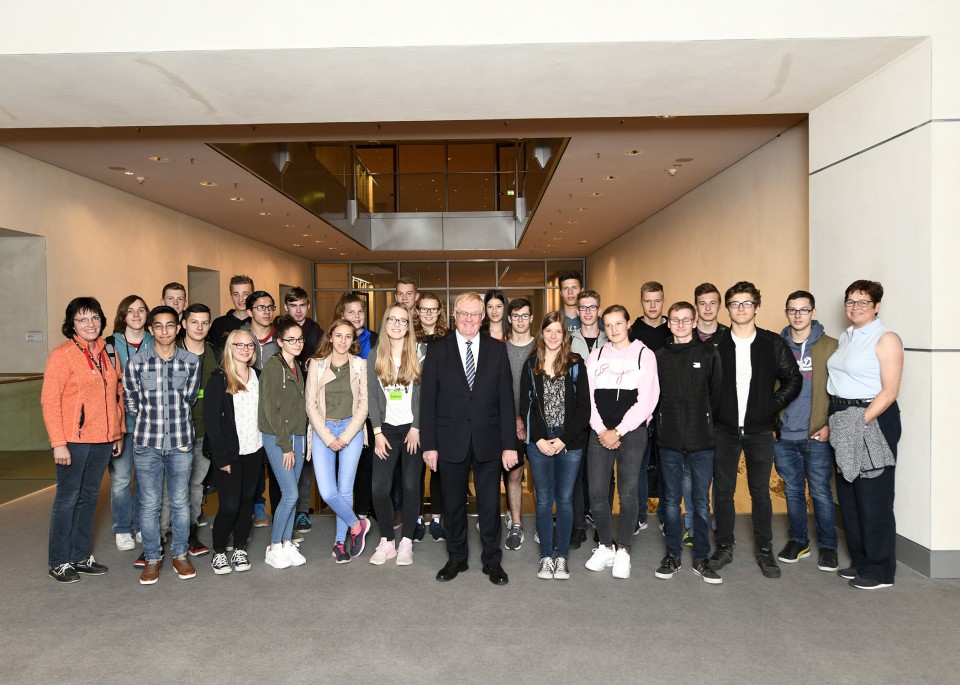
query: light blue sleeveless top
[{"left": 826, "top": 317, "right": 891, "bottom": 399}]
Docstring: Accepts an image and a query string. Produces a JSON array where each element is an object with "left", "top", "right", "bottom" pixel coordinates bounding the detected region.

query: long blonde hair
[
  {"left": 222, "top": 329, "right": 257, "bottom": 394},
  {"left": 375, "top": 304, "right": 421, "bottom": 387}
]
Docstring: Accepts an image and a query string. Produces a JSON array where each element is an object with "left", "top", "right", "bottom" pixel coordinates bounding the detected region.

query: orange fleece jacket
[{"left": 41, "top": 337, "right": 124, "bottom": 447}]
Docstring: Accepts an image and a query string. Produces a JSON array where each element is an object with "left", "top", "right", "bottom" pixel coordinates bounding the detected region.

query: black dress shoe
[
  {"left": 482, "top": 562, "right": 509, "bottom": 585},
  {"left": 436, "top": 559, "right": 469, "bottom": 582}
]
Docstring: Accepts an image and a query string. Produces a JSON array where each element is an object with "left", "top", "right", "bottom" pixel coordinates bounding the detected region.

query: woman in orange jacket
[{"left": 41, "top": 297, "right": 124, "bottom": 583}]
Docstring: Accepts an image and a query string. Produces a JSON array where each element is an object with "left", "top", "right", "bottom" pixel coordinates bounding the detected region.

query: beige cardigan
[{"left": 305, "top": 355, "right": 368, "bottom": 453}]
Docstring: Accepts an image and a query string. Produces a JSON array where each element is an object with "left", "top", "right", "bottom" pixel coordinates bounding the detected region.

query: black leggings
[
  {"left": 371, "top": 423, "right": 423, "bottom": 541},
  {"left": 212, "top": 448, "right": 264, "bottom": 553}
]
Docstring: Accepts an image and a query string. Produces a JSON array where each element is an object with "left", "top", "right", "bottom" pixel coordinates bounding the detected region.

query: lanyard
[{"left": 73, "top": 338, "right": 107, "bottom": 385}]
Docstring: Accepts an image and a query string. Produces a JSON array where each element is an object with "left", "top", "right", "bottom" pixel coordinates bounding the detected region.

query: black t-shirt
[
  {"left": 628, "top": 316, "right": 669, "bottom": 351},
  {"left": 583, "top": 336, "right": 599, "bottom": 353}
]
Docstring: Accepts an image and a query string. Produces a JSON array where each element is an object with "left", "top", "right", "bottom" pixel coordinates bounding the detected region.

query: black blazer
[
  {"left": 420, "top": 332, "right": 516, "bottom": 463},
  {"left": 203, "top": 367, "right": 261, "bottom": 469}
]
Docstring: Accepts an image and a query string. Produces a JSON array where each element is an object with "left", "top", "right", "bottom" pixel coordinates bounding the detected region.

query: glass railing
[{"left": 0, "top": 374, "right": 55, "bottom": 505}]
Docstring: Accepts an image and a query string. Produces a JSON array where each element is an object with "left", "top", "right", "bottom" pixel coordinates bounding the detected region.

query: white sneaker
[
  {"left": 537, "top": 556, "right": 555, "bottom": 579},
  {"left": 265, "top": 545, "right": 291, "bottom": 569},
  {"left": 585, "top": 544, "right": 617, "bottom": 571},
  {"left": 396, "top": 538, "right": 414, "bottom": 566},
  {"left": 116, "top": 533, "right": 135, "bottom": 551},
  {"left": 134, "top": 531, "right": 142, "bottom": 544},
  {"left": 612, "top": 548, "right": 631, "bottom": 579},
  {"left": 284, "top": 542, "right": 306, "bottom": 566},
  {"left": 370, "top": 537, "right": 397, "bottom": 565}
]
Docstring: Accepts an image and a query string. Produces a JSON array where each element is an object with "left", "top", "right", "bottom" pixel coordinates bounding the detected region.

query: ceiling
[{"left": 0, "top": 36, "right": 923, "bottom": 261}]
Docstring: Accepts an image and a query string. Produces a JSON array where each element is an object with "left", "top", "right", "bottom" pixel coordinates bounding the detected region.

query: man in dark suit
[{"left": 421, "top": 292, "right": 518, "bottom": 585}]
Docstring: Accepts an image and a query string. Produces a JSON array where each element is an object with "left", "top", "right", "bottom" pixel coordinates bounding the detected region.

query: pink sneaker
[
  {"left": 349, "top": 518, "right": 370, "bottom": 557},
  {"left": 369, "top": 538, "right": 397, "bottom": 565}
]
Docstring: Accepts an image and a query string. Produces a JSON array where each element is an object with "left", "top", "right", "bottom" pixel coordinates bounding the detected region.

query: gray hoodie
[{"left": 779, "top": 320, "right": 825, "bottom": 440}]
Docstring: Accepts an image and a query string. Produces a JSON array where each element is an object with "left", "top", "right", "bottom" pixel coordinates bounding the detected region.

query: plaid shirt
[{"left": 124, "top": 346, "right": 201, "bottom": 450}]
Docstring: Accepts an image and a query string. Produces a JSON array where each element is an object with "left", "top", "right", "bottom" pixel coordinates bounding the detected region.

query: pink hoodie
[{"left": 586, "top": 339, "right": 659, "bottom": 437}]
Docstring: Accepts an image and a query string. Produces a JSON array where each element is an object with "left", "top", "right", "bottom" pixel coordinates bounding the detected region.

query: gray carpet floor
[{"left": 3, "top": 485, "right": 959, "bottom": 684}]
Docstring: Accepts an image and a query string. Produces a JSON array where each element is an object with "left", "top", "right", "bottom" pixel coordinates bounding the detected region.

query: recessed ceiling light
[
  {"left": 199, "top": 181, "right": 217, "bottom": 187},
  {"left": 293, "top": 243, "right": 301, "bottom": 247},
  {"left": 328, "top": 247, "right": 335, "bottom": 250},
  {"left": 301, "top": 233, "right": 309, "bottom": 237},
  {"left": 578, "top": 240, "right": 587, "bottom": 244},
  {"left": 108, "top": 166, "right": 126, "bottom": 171},
  {"left": 602, "top": 175, "right": 618, "bottom": 181},
  {"left": 315, "top": 240, "right": 322, "bottom": 243},
  {"left": 284, "top": 224, "right": 295, "bottom": 228},
  {"left": 148, "top": 156, "right": 170, "bottom": 162},
  {"left": 625, "top": 149, "right": 645, "bottom": 156},
  {"left": 340, "top": 252, "right": 347, "bottom": 256},
  {"left": 229, "top": 196, "right": 245, "bottom": 201},
  {"left": 124, "top": 171, "right": 135, "bottom": 176},
  {"left": 259, "top": 211, "right": 271, "bottom": 216},
  {"left": 675, "top": 157, "right": 693, "bottom": 163},
  {"left": 566, "top": 220, "right": 577, "bottom": 224},
  {"left": 589, "top": 192, "right": 603, "bottom": 197},
  {"left": 655, "top": 115, "right": 675, "bottom": 119},
  {"left": 576, "top": 207, "right": 589, "bottom": 211}
]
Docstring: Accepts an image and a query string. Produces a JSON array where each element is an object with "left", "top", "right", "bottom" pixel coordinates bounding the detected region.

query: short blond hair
[{"left": 453, "top": 292, "right": 483, "bottom": 312}]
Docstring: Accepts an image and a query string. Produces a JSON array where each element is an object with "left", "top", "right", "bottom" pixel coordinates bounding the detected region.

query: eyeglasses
[
  {"left": 151, "top": 322, "right": 178, "bottom": 331},
  {"left": 74, "top": 316, "right": 102, "bottom": 326},
  {"left": 417, "top": 307, "right": 440, "bottom": 314},
  {"left": 280, "top": 337, "right": 305, "bottom": 344},
  {"left": 232, "top": 342, "right": 255, "bottom": 350},
  {"left": 455, "top": 311, "right": 482, "bottom": 320},
  {"left": 577, "top": 305, "right": 599, "bottom": 312},
  {"left": 785, "top": 308, "right": 813, "bottom": 316},
  {"left": 727, "top": 301, "right": 756, "bottom": 310},
  {"left": 253, "top": 304, "right": 276, "bottom": 313},
  {"left": 510, "top": 313, "right": 531, "bottom": 321},
  {"left": 844, "top": 299, "right": 873, "bottom": 309},
  {"left": 386, "top": 317, "right": 409, "bottom": 326},
  {"left": 668, "top": 318, "right": 694, "bottom": 326}
]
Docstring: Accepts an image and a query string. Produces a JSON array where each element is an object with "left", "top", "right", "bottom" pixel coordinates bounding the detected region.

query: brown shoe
[
  {"left": 171, "top": 554, "right": 196, "bottom": 579},
  {"left": 139, "top": 560, "right": 161, "bottom": 585}
]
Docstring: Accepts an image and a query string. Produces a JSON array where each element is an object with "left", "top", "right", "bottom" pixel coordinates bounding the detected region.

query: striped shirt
[{"left": 124, "top": 346, "right": 201, "bottom": 450}]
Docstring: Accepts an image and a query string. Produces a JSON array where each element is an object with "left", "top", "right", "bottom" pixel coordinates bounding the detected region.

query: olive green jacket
[{"left": 257, "top": 354, "right": 307, "bottom": 452}]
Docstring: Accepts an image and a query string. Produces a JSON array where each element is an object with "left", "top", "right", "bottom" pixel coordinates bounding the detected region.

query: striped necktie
[{"left": 465, "top": 339, "right": 475, "bottom": 390}]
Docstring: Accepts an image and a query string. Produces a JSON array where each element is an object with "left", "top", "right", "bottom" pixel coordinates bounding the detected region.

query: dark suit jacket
[{"left": 420, "top": 332, "right": 516, "bottom": 463}]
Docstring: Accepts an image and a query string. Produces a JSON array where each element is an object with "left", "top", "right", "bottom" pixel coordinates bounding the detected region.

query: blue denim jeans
[
  {"left": 108, "top": 433, "right": 140, "bottom": 534},
  {"left": 682, "top": 462, "right": 693, "bottom": 529},
  {"left": 312, "top": 418, "right": 364, "bottom": 543},
  {"left": 660, "top": 448, "right": 714, "bottom": 560},
  {"left": 134, "top": 444, "right": 193, "bottom": 560},
  {"left": 526, "top": 426, "right": 583, "bottom": 558},
  {"left": 774, "top": 437, "right": 838, "bottom": 549},
  {"left": 48, "top": 442, "right": 112, "bottom": 566},
  {"left": 263, "top": 433, "right": 306, "bottom": 545}
]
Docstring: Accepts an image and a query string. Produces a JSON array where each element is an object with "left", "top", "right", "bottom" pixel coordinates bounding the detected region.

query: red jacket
[{"left": 41, "top": 337, "right": 124, "bottom": 447}]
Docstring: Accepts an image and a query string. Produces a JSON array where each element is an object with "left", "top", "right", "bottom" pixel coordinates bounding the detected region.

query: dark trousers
[
  {"left": 353, "top": 419, "right": 374, "bottom": 517},
  {"left": 371, "top": 423, "right": 423, "bottom": 541},
  {"left": 439, "top": 444, "right": 503, "bottom": 565},
  {"left": 253, "top": 457, "right": 281, "bottom": 515},
  {"left": 586, "top": 428, "right": 647, "bottom": 549},
  {"left": 714, "top": 428, "right": 774, "bottom": 550},
  {"left": 833, "top": 401, "right": 900, "bottom": 584},
  {"left": 424, "top": 462, "right": 444, "bottom": 517},
  {"left": 211, "top": 448, "right": 264, "bottom": 553},
  {"left": 48, "top": 442, "right": 111, "bottom": 566}
]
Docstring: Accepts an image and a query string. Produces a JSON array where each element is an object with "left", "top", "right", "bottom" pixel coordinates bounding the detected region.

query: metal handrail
[{"left": 0, "top": 374, "right": 43, "bottom": 386}]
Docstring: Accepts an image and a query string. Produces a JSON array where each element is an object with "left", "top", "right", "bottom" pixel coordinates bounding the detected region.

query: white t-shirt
[
  {"left": 234, "top": 372, "right": 263, "bottom": 455},
  {"left": 383, "top": 356, "right": 415, "bottom": 426},
  {"left": 733, "top": 332, "right": 756, "bottom": 428}
]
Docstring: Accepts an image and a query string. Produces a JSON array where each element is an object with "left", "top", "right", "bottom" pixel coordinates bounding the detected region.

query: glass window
[
  {"left": 547, "top": 261, "right": 585, "bottom": 287},
  {"left": 314, "top": 263, "right": 348, "bottom": 289},
  {"left": 447, "top": 143, "right": 495, "bottom": 172},
  {"left": 448, "top": 173, "right": 495, "bottom": 212},
  {"left": 497, "top": 261, "right": 545, "bottom": 287},
  {"left": 313, "top": 291, "right": 346, "bottom": 328},
  {"left": 398, "top": 175, "right": 444, "bottom": 212},
  {"left": 399, "top": 262, "right": 447, "bottom": 291},
  {"left": 399, "top": 144, "right": 445, "bottom": 174},
  {"left": 356, "top": 145, "right": 395, "bottom": 175},
  {"left": 449, "top": 261, "right": 496, "bottom": 288},
  {"left": 351, "top": 262, "right": 398, "bottom": 290}
]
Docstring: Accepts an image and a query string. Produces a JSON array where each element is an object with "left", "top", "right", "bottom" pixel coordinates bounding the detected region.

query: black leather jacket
[{"left": 715, "top": 327, "right": 802, "bottom": 434}]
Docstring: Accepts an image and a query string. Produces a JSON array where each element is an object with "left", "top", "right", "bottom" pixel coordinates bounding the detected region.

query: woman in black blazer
[
  {"left": 519, "top": 311, "right": 591, "bottom": 580},
  {"left": 204, "top": 329, "right": 265, "bottom": 574}
]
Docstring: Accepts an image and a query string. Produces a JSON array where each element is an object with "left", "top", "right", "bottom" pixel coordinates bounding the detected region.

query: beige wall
[
  {"left": 587, "top": 121, "right": 809, "bottom": 331},
  {"left": 0, "top": 145, "right": 312, "bottom": 367},
  {"left": 0, "top": 234, "right": 47, "bottom": 372}
]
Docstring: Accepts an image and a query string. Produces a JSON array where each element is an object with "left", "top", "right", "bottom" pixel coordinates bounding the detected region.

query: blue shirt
[
  {"left": 827, "top": 318, "right": 892, "bottom": 399},
  {"left": 124, "top": 346, "right": 200, "bottom": 450}
]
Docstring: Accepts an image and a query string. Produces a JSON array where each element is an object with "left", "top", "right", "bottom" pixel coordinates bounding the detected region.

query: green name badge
[
  {"left": 389, "top": 390, "right": 403, "bottom": 401},
  {"left": 197, "top": 389, "right": 204, "bottom": 399}
]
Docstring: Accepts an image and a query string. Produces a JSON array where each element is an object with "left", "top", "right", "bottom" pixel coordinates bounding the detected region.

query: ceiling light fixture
[
  {"left": 578, "top": 240, "right": 587, "bottom": 244},
  {"left": 602, "top": 175, "right": 619, "bottom": 181},
  {"left": 199, "top": 181, "right": 217, "bottom": 187},
  {"left": 589, "top": 192, "right": 603, "bottom": 197},
  {"left": 229, "top": 196, "right": 245, "bottom": 201},
  {"left": 108, "top": 166, "right": 126, "bottom": 171},
  {"left": 124, "top": 171, "right": 135, "bottom": 176},
  {"left": 576, "top": 207, "right": 589, "bottom": 211},
  {"left": 675, "top": 157, "right": 693, "bottom": 163},
  {"left": 625, "top": 149, "right": 645, "bottom": 156},
  {"left": 655, "top": 115, "right": 675, "bottom": 119},
  {"left": 148, "top": 156, "right": 170, "bottom": 162},
  {"left": 259, "top": 211, "right": 271, "bottom": 216}
]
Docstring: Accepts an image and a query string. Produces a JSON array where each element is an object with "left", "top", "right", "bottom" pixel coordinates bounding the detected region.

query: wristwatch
[{"left": 614, "top": 429, "right": 621, "bottom": 439}]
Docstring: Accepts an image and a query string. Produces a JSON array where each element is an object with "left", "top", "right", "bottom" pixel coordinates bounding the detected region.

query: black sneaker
[
  {"left": 49, "top": 562, "right": 80, "bottom": 583},
  {"left": 413, "top": 518, "right": 426, "bottom": 542},
  {"left": 188, "top": 537, "right": 210, "bottom": 557},
  {"left": 837, "top": 566, "right": 857, "bottom": 580},
  {"left": 73, "top": 555, "right": 108, "bottom": 575},
  {"left": 756, "top": 547, "right": 781, "bottom": 578},
  {"left": 134, "top": 549, "right": 163, "bottom": 568},
  {"left": 569, "top": 526, "right": 586, "bottom": 550},
  {"left": 654, "top": 554, "right": 681, "bottom": 579},
  {"left": 818, "top": 548, "right": 840, "bottom": 572},
  {"left": 708, "top": 544, "right": 734, "bottom": 569},
  {"left": 693, "top": 558, "right": 722, "bottom": 584},
  {"left": 777, "top": 539, "right": 811, "bottom": 563},
  {"left": 850, "top": 576, "right": 893, "bottom": 590},
  {"left": 293, "top": 512, "right": 313, "bottom": 533},
  {"left": 429, "top": 519, "right": 445, "bottom": 542},
  {"left": 505, "top": 524, "right": 524, "bottom": 551}
]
